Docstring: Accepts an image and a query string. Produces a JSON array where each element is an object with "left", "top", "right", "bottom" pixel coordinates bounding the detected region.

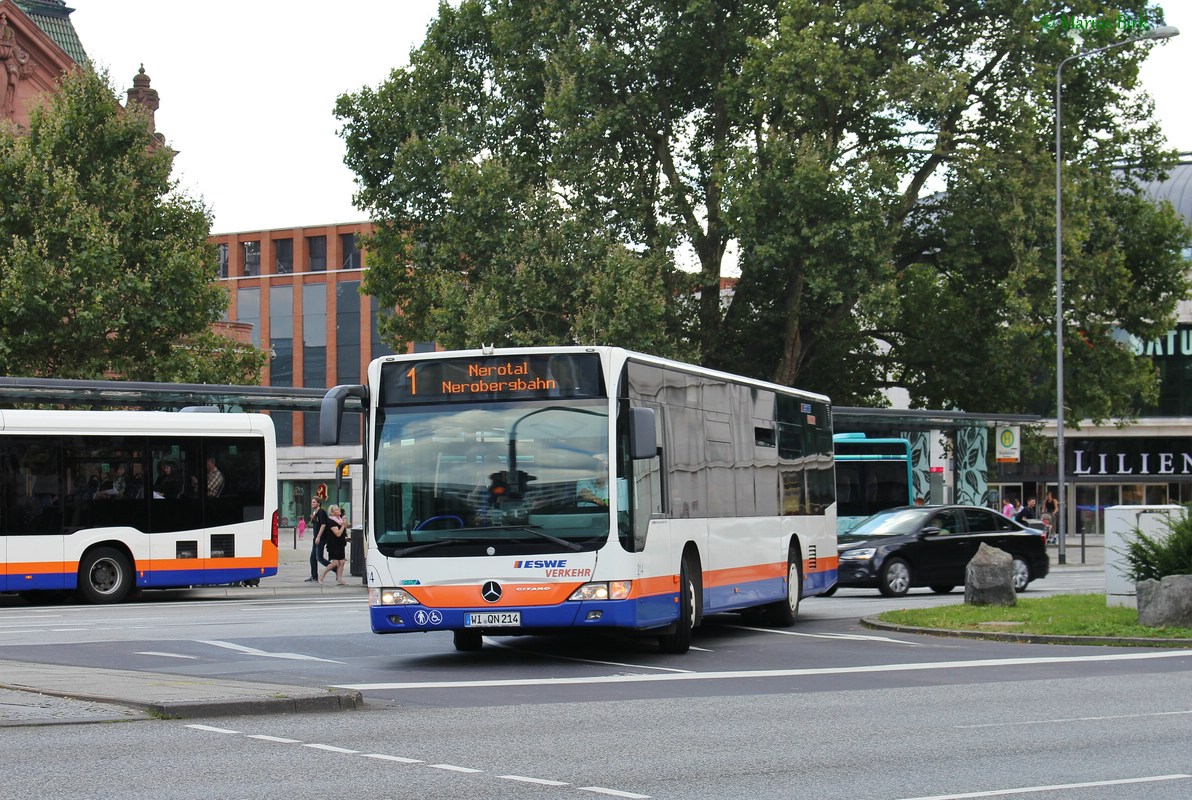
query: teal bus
[{"left": 833, "top": 433, "right": 913, "bottom": 533}]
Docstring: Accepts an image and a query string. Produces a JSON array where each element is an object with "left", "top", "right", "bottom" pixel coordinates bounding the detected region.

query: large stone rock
[
  {"left": 965, "top": 543, "right": 1017, "bottom": 607},
  {"left": 1136, "top": 574, "right": 1192, "bottom": 628}
]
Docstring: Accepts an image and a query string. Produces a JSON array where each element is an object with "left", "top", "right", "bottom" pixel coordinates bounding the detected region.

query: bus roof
[
  {"left": 0, "top": 408, "right": 275, "bottom": 436},
  {"left": 370, "top": 346, "right": 832, "bottom": 405}
]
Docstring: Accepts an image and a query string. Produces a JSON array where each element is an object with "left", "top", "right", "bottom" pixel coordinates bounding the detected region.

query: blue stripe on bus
[
  {"left": 8, "top": 567, "right": 277, "bottom": 592},
  {"left": 137, "top": 567, "right": 278, "bottom": 588},
  {"left": 370, "top": 595, "right": 682, "bottom": 634}
]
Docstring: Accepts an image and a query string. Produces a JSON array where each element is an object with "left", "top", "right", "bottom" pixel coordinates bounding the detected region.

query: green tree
[
  {"left": 338, "top": 0, "right": 1187, "bottom": 416},
  {"left": 0, "top": 68, "right": 265, "bottom": 383}
]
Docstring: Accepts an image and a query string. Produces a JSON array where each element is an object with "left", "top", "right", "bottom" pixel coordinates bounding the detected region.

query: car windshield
[{"left": 846, "top": 508, "right": 930, "bottom": 537}]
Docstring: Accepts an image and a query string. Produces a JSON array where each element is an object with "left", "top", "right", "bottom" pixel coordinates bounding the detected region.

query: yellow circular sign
[{"left": 1000, "top": 429, "right": 1016, "bottom": 448}]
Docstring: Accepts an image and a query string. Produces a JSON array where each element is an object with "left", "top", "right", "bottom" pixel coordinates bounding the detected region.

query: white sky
[{"left": 69, "top": 1, "right": 1192, "bottom": 235}]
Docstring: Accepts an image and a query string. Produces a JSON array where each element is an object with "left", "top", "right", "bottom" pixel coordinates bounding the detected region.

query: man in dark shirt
[{"left": 307, "top": 498, "right": 332, "bottom": 582}]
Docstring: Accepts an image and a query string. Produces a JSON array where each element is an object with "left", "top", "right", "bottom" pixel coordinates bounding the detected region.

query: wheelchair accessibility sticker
[{"left": 413, "top": 610, "right": 443, "bottom": 626}]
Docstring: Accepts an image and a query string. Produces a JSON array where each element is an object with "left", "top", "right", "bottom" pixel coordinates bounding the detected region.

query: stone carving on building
[{"left": 0, "top": 11, "right": 37, "bottom": 120}]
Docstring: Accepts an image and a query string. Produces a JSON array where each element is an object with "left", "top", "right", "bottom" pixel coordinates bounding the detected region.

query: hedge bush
[{"left": 1119, "top": 510, "right": 1192, "bottom": 583}]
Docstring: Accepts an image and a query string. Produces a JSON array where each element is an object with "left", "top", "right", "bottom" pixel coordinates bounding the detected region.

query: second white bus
[{"left": 1, "top": 409, "right": 278, "bottom": 604}]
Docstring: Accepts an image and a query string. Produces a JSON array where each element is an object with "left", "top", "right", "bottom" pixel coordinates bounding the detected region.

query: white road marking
[
  {"left": 726, "top": 623, "right": 927, "bottom": 645},
  {"left": 363, "top": 754, "right": 424, "bottom": 764},
  {"left": 894, "top": 773, "right": 1191, "bottom": 799},
  {"left": 135, "top": 651, "right": 199, "bottom": 659},
  {"left": 304, "top": 743, "right": 359, "bottom": 754},
  {"left": 486, "top": 639, "right": 694, "bottom": 673},
  {"left": 199, "top": 639, "right": 343, "bottom": 663},
  {"left": 957, "top": 709, "right": 1192, "bottom": 729},
  {"left": 498, "top": 775, "right": 569, "bottom": 786},
  {"left": 339, "top": 649, "right": 1192, "bottom": 690},
  {"left": 185, "top": 724, "right": 239, "bottom": 734},
  {"left": 578, "top": 787, "right": 651, "bottom": 798},
  {"left": 186, "top": 724, "right": 652, "bottom": 799}
]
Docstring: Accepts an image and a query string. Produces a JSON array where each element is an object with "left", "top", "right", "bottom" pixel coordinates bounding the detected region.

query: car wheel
[
  {"left": 878, "top": 558, "right": 911, "bottom": 597},
  {"left": 1012, "top": 556, "right": 1031, "bottom": 592},
  {"left": 929, "top": 585, "right": 955, "bottom": 594},
  {"left": 453, "top": 630, "right": 483, "bottom": 652},
  {"left": 77, "top": 547, "right": 133, "bottom": 604},
  {"left": 765, "top": 548, "right": 802, "bottom": 627},
  {"left": 659, "top": 556, "right": 699, "bottom": 654}
]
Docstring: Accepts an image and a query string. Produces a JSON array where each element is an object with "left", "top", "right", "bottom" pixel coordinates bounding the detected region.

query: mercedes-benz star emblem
[{"left": 481, "top": 581, "right": 502, "bottom": 603}]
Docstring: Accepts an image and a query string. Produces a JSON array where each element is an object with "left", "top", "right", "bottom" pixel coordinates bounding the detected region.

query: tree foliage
[
  {"left": 338, "top": 0, "right": 1189, "bottom": 416},
  {"left": 0, "top": 68, "right": 265, "bottom": 383}
]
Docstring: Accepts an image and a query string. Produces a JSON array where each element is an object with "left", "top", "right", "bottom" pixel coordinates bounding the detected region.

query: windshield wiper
[
  {"left": 394, "top": 525, "right": 584, "bottom": 555},
  {"left": 393, "top": 537, "right": 471, "bottom": 557},
  {"left": 503, "top": 524, "right": 584, "bottom": 552}
]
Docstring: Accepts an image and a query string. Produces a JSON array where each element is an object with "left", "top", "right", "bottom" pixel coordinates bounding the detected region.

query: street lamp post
[{"left": 1054, "top": 24, "right": 1179, "bottom": 565}]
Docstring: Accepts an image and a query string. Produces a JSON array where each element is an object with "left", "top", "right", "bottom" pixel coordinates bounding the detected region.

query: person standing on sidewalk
[
  {"left": 319, "top": 505, "right": 349, "bottom": 585},
  {"left": 306, "top": 498, "right": 331, "bottom": 582}
]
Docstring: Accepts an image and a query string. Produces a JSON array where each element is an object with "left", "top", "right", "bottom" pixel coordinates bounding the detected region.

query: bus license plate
[{"left": 465, "top": 611, "right": 520, "bottom": 627}]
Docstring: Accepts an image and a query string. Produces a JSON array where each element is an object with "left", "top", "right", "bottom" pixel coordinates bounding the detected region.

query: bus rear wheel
[
  {"left": 765, "top": 548, "right": 802, "bottom": 627},
  {"left": 77, "top": 547, "right": 133, "bottom": 604}
]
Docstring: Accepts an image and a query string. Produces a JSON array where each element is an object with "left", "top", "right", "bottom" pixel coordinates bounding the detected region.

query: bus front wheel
[
  {"left": 77, "top": 547, "right": 133, "bottom": 604},
  {"left": 453, "top": 630, "right": 483, "bottom": 652},
  {"left": 658, "top": 557, "right": 699, "bottom": 654}
]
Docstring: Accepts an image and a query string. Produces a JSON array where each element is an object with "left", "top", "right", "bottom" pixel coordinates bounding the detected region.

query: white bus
[
  {"left": 321, "top": 346, "right": 837, "bottom": 653},
  {"left": 1, "top": 410, "right": 278, "bottom": 604}
]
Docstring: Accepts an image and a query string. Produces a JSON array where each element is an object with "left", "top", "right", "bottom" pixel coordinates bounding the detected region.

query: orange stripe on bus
[{"left": 3, "top": 562, "right": 75, "bottom": 577}]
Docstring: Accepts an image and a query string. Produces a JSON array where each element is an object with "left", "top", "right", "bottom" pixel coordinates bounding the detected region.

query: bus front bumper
[{"left": 369, "top": 595, "right": 677, "bottom": 635}]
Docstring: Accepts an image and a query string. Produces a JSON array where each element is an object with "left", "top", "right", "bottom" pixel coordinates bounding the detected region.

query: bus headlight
[
  {"left": 840, "top": 548, "right": 876, "bottom": 561},
  {"left": 568, "top": 581, "right": 632, "bottom": 601},
  {"left": 377, "top": 588, "right": 420, "bottom": 605}
]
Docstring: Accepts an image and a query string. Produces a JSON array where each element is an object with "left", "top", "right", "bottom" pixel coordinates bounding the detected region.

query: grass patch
[{"left": 877, "top": 593, "right": 1192, "bottom": 641}]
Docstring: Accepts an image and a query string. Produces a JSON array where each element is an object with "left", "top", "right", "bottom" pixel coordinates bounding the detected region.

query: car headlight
[
  {"left": 375, "top": 587, "right": 420, "bottom": 605},
  {"left": 840, "top": 548, "right": 876, "bottom": 560},
  {"left": 568, "top": 581, "right": 632, "bottom": 601}
]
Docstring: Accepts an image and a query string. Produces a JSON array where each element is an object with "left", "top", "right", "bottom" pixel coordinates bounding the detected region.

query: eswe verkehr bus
[
  {"left": 320, "top": 346, "right": 837, "bottom": 654},
  {"left": 833, "top": 432, "right": 914, "bottom": 534},
  {"left": 1, "top": 409, "right": 278, "bottom": 604}
]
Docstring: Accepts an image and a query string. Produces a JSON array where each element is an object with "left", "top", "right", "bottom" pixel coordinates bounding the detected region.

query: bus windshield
[{"left": 374, "top": 398, "right": 610, "bottom": 557}]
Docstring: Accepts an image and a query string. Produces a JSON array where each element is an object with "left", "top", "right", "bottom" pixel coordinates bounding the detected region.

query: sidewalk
[
  {"left": 0, "top": 541, "right": 365, "bottom": 727},
  {"left": 1047, "top": 533, "right": 1105, "bottom": 569}
]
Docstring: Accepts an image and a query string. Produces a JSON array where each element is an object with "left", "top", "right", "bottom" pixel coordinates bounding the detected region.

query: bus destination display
[{"left": 380, "top": 353, "right": 605, "bottom": 404}]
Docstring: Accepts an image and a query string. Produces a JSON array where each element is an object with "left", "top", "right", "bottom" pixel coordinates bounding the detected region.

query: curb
[
  {"left": 0, "top": 659, "right": 364, "bottom": 723},
  {"left": 130, "top": 691, "right": 365, "bottom": 720},
  {"left": 859, "top": 616, "right": 1192, "bottom": 648}
]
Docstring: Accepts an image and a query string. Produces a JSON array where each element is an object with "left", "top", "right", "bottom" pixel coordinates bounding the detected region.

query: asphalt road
[{"left": 3, "top": 541, "right": 1191, "bottom": 798}]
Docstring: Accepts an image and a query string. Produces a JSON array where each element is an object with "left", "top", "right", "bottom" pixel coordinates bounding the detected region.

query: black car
[{"left": 830, "top": 504, "right": 1050, "bottom": 597}]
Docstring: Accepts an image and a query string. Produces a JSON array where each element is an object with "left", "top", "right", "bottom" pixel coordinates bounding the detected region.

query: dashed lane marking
[
  {"left": 187, "top": 724, "right": 649, "bottom": 798},
  {"left": 499, "top": 775, "right": 570, "bottom": 786}
]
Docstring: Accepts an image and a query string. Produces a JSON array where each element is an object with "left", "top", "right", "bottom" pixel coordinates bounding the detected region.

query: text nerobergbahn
[
  {"left": 1, "top": 409, "right": 279, "bottom": 604},
  {"left": 321, "top": 347, "right": 838, "bottom": 653}
]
